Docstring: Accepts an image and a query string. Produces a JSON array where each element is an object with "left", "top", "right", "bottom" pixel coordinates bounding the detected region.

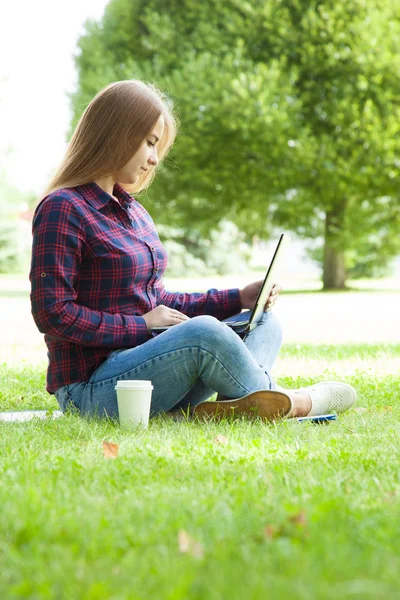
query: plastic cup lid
[{"left": 115, "top": 380, "right": 153, "bottom": 390}]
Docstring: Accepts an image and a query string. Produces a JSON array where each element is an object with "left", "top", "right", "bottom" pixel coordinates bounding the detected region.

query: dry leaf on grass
[
  {"left": 213, "top": 434, "right": 228, "bottom": 445},
  {"left": 288, "top": 510, "right": 307, "bottom": 527},
  {"left": 263, "top": 510, "right": 308, "bottom": 541},
  {"left": 103, "top": 441, "right": 119, "bottom": 459},
  {"left": 178, "top": 529, "right": 204, "bottom": 559},
  {"left": 354, "top": 407, "right": 368, "bottom": 414},
  {"left": 385, "top": 491, "right": 398, "bottom": 503},
  {"left": 264, "top": 525, "right": 278, "bottom": 539}
]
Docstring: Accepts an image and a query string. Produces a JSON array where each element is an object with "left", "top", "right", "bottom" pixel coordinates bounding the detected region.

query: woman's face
[{"left": 116, "top": 114, "right": 165, "bottom": 185}]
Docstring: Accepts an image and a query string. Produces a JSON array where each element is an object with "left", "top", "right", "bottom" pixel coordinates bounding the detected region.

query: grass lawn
[{"left": 1, "top": 342, "right": 400, "bottom": 599}]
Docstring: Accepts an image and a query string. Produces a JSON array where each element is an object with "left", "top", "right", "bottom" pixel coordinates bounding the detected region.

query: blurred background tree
[
  {"left": 262, "top": 1, "right": 400, "bottom": 288},
  {"left": 158, "top": 220, "right": 252, "bottom": 276},
  {"left": 0, "top": 170, "right": 35, "bottom": 274},
  {"left": 70, "top": 0, "right": 400, "bottom": 288}
]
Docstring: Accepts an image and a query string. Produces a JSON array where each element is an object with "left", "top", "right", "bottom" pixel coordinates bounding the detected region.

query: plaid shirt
[{"left": 30, "top": 182, "right": 241, "bottom": 393}]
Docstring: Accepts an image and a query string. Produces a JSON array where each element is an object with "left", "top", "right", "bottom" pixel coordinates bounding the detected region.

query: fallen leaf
[
  {"left": 288, "top": 510, "right": 307, "bottom": 527},
  {"left": 103, "top": 441, "right": 119, "bottom": 459},
  {"left": 354, "top": 407, "right": 368, "bottom": 414},
  {"left": 214, "top": 434, "right": 228, "bottom": 445},
  {"left": 381, "top": 406, "right": 393, "bottom": 412},
  {"left": 386, "top": 491, "right": 398, "bottom": 501},
  {"left": 178, "top": 529, "right": 191, "bottom": 553},
  {"left": 178, "top": 529, "right": 204, "bottom": 559},
  {"left": 264, "top": 525, "right": 278, "bottom": 539},
  {"left": 385, "top": 491, "right": 398, "bottom": 502}
]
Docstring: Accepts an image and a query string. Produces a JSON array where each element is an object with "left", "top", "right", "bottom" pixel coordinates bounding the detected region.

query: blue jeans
[{"left": 54, "top": 311, "right": 282, "bottom": 419}]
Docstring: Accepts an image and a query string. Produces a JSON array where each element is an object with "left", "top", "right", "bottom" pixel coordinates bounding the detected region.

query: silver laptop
[{"left": 152, "top": 233, "right": 291, "bottom": 335}]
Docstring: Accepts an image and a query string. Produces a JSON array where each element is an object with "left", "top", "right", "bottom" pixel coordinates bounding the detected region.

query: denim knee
[
  {"left": 184, "top": 315, "right": 236, "bottom": 348},
  {"left": 256, "top": 311, "right": 283, "bottom": 341}
]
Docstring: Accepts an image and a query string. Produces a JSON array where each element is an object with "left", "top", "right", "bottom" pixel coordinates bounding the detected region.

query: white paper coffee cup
[{"left": 115, "top": 380, "right": 153, "bottom": 428}]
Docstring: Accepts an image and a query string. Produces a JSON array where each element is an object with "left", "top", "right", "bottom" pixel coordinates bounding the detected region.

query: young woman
[{"left": 30, "top": 80, "right": 356, "bottom": 421}]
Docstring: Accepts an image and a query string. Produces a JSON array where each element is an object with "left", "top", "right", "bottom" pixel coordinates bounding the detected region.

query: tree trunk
[{"left": 323, "top": 207, "right": 346, "bottom": 290}]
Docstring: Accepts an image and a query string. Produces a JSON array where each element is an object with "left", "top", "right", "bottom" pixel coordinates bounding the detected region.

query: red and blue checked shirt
[{"left": 30, "top": 182, "right": 242, "bottom": 393}]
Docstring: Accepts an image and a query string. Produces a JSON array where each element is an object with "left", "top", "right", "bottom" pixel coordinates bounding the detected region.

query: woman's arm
[
  {"left": 157, "top": 286, "right": 242, "bottom": 321},
  {"left": 30, "top": 195, "right": 151, "bottom": 347}
]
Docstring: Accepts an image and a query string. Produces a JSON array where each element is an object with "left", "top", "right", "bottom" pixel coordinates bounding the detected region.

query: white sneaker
[{"left": 299, "top": 381, "right": 357, "bottom": 416}]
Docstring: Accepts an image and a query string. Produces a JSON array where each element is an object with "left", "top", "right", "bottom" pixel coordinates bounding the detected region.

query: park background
[{"left": 1, "top": 1, "right": 400, "bottom": 599}]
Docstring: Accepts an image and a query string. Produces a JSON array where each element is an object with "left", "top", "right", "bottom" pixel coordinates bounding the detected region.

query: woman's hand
[
  {"left": 142, "top": 305, "right": 190, "bottom": 332},
  {"left": 239, "top": 281, "right": 282, "bottom": 311}
]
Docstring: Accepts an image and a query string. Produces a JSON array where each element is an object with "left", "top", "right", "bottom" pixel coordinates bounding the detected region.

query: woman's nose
[{"left": 148, "top": 152, "right": 158, "bottom": 167}]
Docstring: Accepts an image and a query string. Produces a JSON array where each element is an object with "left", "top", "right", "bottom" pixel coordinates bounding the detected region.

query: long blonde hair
[{"left": 44, "top": 80, "right": 178, "bottom": 196}]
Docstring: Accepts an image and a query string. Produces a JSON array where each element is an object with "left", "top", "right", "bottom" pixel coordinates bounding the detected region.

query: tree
[
  {"left": 259, "top": 1, "right": 400, "bottom": 288},
  {"left": 0, "top": 170, "right": 33, "bottom": 273},
  {"left": 71, "top": 0, "right": 400, "bottom": 288},
  {"left": 71, "top": 0, "right": 304, "bottom": 235}
]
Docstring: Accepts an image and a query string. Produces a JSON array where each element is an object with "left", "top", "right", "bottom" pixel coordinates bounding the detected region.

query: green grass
[{"left": 1, "top": 345, "right": 400, "bottom": 599}]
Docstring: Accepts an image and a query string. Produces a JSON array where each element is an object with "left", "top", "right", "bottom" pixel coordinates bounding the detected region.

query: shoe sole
[{"left": 193, "top": 391, "right": 292, "bottom": 422}]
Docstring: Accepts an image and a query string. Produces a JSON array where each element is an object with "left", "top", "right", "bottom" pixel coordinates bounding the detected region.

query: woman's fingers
[
  {"left": 170, "top": 309, "right": 189, "bottom": 322},
  {"left": 272, "top": 283, "right": 283, "bottom": 294},
  {"left": 143, "top": 305, "right": 189, "bottom": 331},
  {"left": 265, "top": 291, "right": 279, "bottom": 310}
]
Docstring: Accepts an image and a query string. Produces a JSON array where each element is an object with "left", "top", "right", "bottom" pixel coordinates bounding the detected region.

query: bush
[
  {"left": 158, "top": 220, "right": 252, "bottom": 277},
  {"left": 0, "top": 218, "right": 19, "bottom": 273},
  {"left": 0, "top": 172, "right": 34, "bottom": 274}
]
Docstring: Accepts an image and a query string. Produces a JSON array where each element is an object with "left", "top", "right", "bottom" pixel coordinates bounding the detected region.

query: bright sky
[{"left": 0, "top": 0, "right": 109, "bottom": 195}]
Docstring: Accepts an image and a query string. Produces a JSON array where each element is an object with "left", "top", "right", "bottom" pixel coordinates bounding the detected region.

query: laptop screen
[{"left": 247, "top": 233, "right": 291, "bottom": 331}]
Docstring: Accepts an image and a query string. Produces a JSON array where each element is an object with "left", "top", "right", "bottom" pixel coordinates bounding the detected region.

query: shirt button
[
  {"left": 41, "top": 273, "right": 47, "bottom": 278},
  {"left": 150, "top": 246, "right": 155, "bottom": 252},
  {"left": 154, "top": 268, "right": 158, "bottom": 273}
]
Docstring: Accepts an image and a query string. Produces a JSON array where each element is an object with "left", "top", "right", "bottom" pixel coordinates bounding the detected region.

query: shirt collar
[{"left": 76, "top": 182, "right": 135, "bottom": 210}]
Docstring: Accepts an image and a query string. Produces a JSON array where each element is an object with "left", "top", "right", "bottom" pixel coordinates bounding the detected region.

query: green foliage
[
  {"left": 71, "top": 0, "right": 400, "bottom": 284},
  {"left": 0, "top": 220, "right": 17, "bottom": 273},
  {"left": 346, "top": 232, "right": 398, "bottom": 279},
  {"left": 158, "top": 220, "right": 252, "bottom": 277},
  {"left": 0, "top": 172, "right": 33, "bottom": 274},
  {"left": 307, "top": 235, "right": 396, "bottom": 279}
]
